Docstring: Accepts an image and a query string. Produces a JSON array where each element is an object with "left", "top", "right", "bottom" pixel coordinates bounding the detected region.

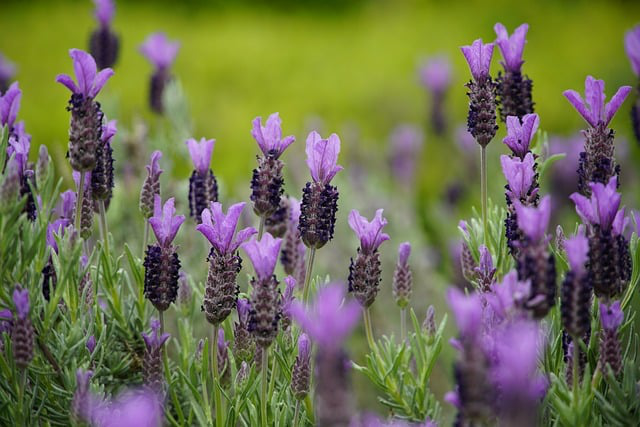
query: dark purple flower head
[
  {"left": 86, "top": 335, "right": 97, "bottom": 354},
  {"left": 46, "top": 218, "right": 69, "bottom": 253},
  {"left": 419, "top": 55, "right": 452, "bottom": 93},
  {"left": 460, "top": 38, "right": 494, "bottom": 81},
  {"left": 13, "top": 286, "right": 29, "bottom": 320},
  {"left": 0, "top": 81, "right": 21, "bottom": 129},
  {"left": 625, "top": 25, "right": 640, "bottom": 76},
  {"left": 149, "top": 195, "right": 185, "bottom": 248},
  {"left": 0, "top": 53, "right": 16, "bottom": 82},
  {"left": 570, "top": 176, "right": 623, "bottom": 233},
  {"left": 56, "top": 190, "right": 77, "bottom": 220},
  {"left": 599, "top": 301, "right": 623, "bottom": 331},
  {"left": 565, "top": 230, "right": 589, "bottom": 276},
  {"left": 563, "top": 76, "right": 631, "bottom": 128},
  {"left": 56, "top": 49, "right": 114, "bottom": 98},
  {"left": 197, "top": 201, "right": 257, "bottom": 255},
  {"left": 298, "top": 333, "right": 311, "bottom": 361},
  {"left": 305, "top": 131, "right": 343, "bottom": 185},
  {"left": 514, "top": 195, "right": 551, "bottom": 241},
  {"left": 93, "top": 0, "right": 114, "bottom": 27},
  {"left": 237, "top": 298, "right": 250, "bottom": 324},
  {"left": 142, "top": 318, "right": 170, "bottom": 352},
  {"left": 502, "top": 113, "right": 539, "bottom": 157},
  {"left": 397, "top": 242, "right": 411, "bottom": 265},
  {"left": 251, "top": 112, "right": 295, "bottom": 158},
  {"left": 447, "top": 287, "right": 483, "bottom": 339},
  {"left": 7, "top": 122, "right": 31, "bottom": 175},
  {"left": 241, "top": 232, "right": 282, "bottom": 281},
  {"left": 185, "top": 137, "right": 215, "bottom": 176},
  {"left": 101, "top": 119, "right": 117, "bottom": 143},
  {"left": 494, "top": 23, "right": 528, "bottom": 72},
  {"left": 140, "top": 32, "right": 180, "bottom": 70},
  {"left": 500, "top": 153, "right": 536, "bottom": 201},
  {"left": 281, "top": 275, "right": 296, "bottom": 316},
  {"left": 290, "top": 283, "right": 360, "bottom": 351},
  {"left": 348, "top": 209, "right": 390, "bottom": 253}
]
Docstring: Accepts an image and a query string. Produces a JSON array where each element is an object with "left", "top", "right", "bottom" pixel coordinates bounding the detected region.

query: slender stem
[
  {"left": 293, "top": 399, "right": 301, "bottom": 427},
  {"left": 261, "top": 347, "right": 269, "bottom": 427},
  {"left": 142, "top": 221, "right": 150, "bottom": 259},
  {"left": 212, "top": 327, "right": 223, "bottom": 427},
  {"left": 268, "top": 342, "right": 278, "bottom": 400},
  {"left": 363, "top": 308, "right": 375, "bottom": 350},
  {"left": 98, "top": 200, "right": 109, "bottom": 256},
  {"left": 74, "top": 171, "right": 85, "bottom": 234},
  {"left": 400, "top": 307, "right": 406, "bottom": 343},
  {"left": 17, "top": 369, "right": 26, "bottom": 425},
  {"left": 258, "top": 216, "right": 265, "bottom": 240},
  {"left": 302, "top": 247, "right": 317, "bottom": 303},
  {"left": 480, "top": 145, "right": 488, "bottom": 246}
]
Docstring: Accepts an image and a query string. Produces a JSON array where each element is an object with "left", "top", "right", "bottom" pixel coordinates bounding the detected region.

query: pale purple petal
[
  {"left": 140, "top": 32, "right": 180, "bottom": 69},
  {"left": 494, "top": 23, "right": 528, "bottom": 71},
  {"left": 585, "top": 76, "right": 605, "bottom": 126},
  {"left": 251, "top": 112, "right": 295, "bottom": 158},
  {"left": 0, "top": 81, "right": 21, "bottom": 128},
  {"left": 55, "top": 74, "right": 79, "bottom": 94},
  {"left": 397, "top": 242, "right": 411, "bottom": 265},
  {"left": 101, "top": 119, "right": 117, "bottom": 143},
  {"left": 94, "top": 0, "right": 114, "bottom": 27},
  {"left": 305, "top": 131, "right": 343, "bottom": 184},
  {"left": 348, "top": 209, "right": 390, "bottom": 253},
  {"left": 196, "top": 201, "right": 254, "bottom": 254},
  {"left": 599, "top": 301, "right": 623, "bottom": 331},
  {"left": 241, "top": 233, "right": 282, "bottom": 281},
  {"left": 604, "top": 85, "right": 632, "bottom": 126},
  {"left": 13, "top": 287, "right": 30, "bottom": 320},
  {"left": 565, "top": 232, "right": 588, "bottom": 275},
  {"left": 185, "top": 137, "right": 215, "bottom": 175},
  {"left": 70, "top": 49, "right": 97, "bottom": 97},
  {"left": 419, "top": 55, "right": 452, "bottom": 92},
  {"left": 297, "top": 333, "right": 311, "bottom": 361},
  {"left": 612, "top": 208, "right": 627, "bottom": 237},
  {"left": 0, "top": 53, "right": 16, "bottom": 81},
  {"left": 563, "top": 89, "right": 594, "bottom": 127},
  {"left": 500, "top": 153, "right": 535, "bottom": 200},
  {"left": 146, "top": 151, "right": 163, "bottom": 180},
  {"left": 569, "top": 192, "right": 596, "bottom": 225},
  {"left": 89, "top": 67, "right": 114, "bottom": 98},
  {"left": 514, "top": 196, "right": 551, "bottom": 241},
  {"left": 446, "top": 288, "right": 482, "bottom": 338},
  {"left": 149, "top": 196, "right": 184, "bottom": 247},
  {"left": 625, "top": 25, "right": 640, "bottom": 76},
  {"left": 460, "top": 39, "right": 494, "bottom": 81}
]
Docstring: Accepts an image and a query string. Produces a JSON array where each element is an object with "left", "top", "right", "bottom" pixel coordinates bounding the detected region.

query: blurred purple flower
[
  {"left": 13, "top": 287, "right": 29, "bottom": 320},
  {"left": 196, "top": 201, "right": 257, "bottom": 255},
  {"left": 241, "top": 233, "right": 282, "bottom": 281},
  {"left": 565, "top": 230, "right": 589, "bottom": 276},
  {"left": 348, "top": 209, "right": 390, "bottom": 253},
  {"left": 290, "top": 283, "right": 360, "bottom": 351},
  {"left": 140, "top": 32, "right": 179, "bottom": 70},
  {"left": 186, "top": 137, "right": 215, "bottom": 176},
  {"left": 500, "top": 153, "right": 536, "bottom": 201},
  {"left": 446, "top": 287, "right": 483, "bottom": 339},
  {"left": 0, "top": 53, "right": 16, "bottom": 83},
  {"left": 93, "top": 389, "right": 163, "bottom": 427},
  {"left": 494, "top": 23, "right": 528, "bottom": 72},
  {"left": 514, "top": 195, "right": 551, "bottom": 242},
  {"left": 56, "top": 190, "right": 77, "bottom": 220},
  {"left": 502, "top": 113, "right": 539, "bottom": 157},
  {"left": 455, "top": 125, "right": 477, "bottom": 154},
  {"left": 86, "top": 335, "right": 97, "bottom": 354},
  {"left": 570, "top": 176, "right": 624, "bottom": 233},
  {"left": 93, "top": 0, "right": 114, "bottom": 27},
  {"left": 101, "top": 119, "right": 117, "bottom": 143},
  {"left": 0, "top": 81, "right": 21, "bottom": 128},
  {"left": 251, "top": 112, "right": 295, "bottom": 158},
  {"left": 397, "top": 242, "right": 411, "bottom": 265},
  {"left": 149, "top": 195, "right": 185, "bottom": 248},
  {"left": 217, "top": 328, "right": 228, "bottom": 354},
  {"left": 298, "top": 333, "right": 311, "bottom": 361},
  {"left": 46, "top": 218, "right": 69, "bottom": 253},
  {"left": 563, "top": 76, "right": 631, "bottom": 128},
  {"left": 146, "top": 151, "right": 163, "bottom": 180},
  {"left": 625, "top": 25, "right": 640, "bottom": 76},
  {"left": 142, "top": 318, "right": 170, "bottom": 352},
  {"left": 281, "top": 275, "right": 296, "bottom": 317},
  {"left": 7, "top": 121, "right": 31, "bottom": 175},
  {"left": 305, "top": 131, "right": 343, "bottom": 185},
  {"left": 237, "top": 298, "right": 250, "bottom": 324},
  {"left": 599, "top": 301, "right": 624, "bottom": 331},
  {"left": 486, "top": 271, "right": 530, "bottom": 321},
  {"left": 460, "top": 39, "right": 494, "bottom": 81},
  {"left": 56, "top": 49, "right": 114, "bottom": 98},
  {"left": 389, "top": 124, "right": 423, "bottom": 185},
  {"left": 419, "top": 56, "right": 451, "bottom": 93}
]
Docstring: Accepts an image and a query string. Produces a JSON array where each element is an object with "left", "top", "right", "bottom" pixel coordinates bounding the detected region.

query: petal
[
  {"left": 604, "top": 85, "right": 632, "bottom": 126},
  {"left": 89, "top": 67, "right": 114, "bottom": 98},
  {"left": 563, "top": 89, "right": 594, "bottom": 127},
  {"left": 521, "top": 113, "right": 539, "bottom": 147},
  {"left": 70, "top": 49, "right": 97, "bottom": 97},
  {"left": 570, "top": 192, "right": 595, "bottom": 224},
  {"left": 584, "top": 76, "right": 605, "bottom": 125},
  {"left": 55, "top": 74, "right": 79, "bottom": 94},
  {"left": 251, "top": 116, "right": 266, "bottom": 154}
]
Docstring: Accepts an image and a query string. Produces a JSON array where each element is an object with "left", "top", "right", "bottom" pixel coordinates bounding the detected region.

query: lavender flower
[
  {"left": 280, "top": 275, "right": 296, "bottom": 330},
  {"left": 461, "top": 39, "right": 497, "bottom": 147},
  {"left": 12, "top": 286, "right": 34, "bottom": 369},
  {"left": 72, "top": 369, "right": 96, "bottom": 422},
  {"left": 419, "top": 56, "right": 451, "bottom": 134},
  {"left": 142, "top": 318, "right": 170, "bottom": 393},
  {"left": 140, "top": 32, "right": 179, "bottom": 113},
  {"left": 561, "top": 230, "right": 592, "bottom": 339},
  {"left": 242, "top": 233, "right": 283, "bottom": 347},
  {"left": 73, "top": 170, "right": 94, "bottom": 238},
  {"left": 196, "top": 202, "right": 256, "bottom": 325},
  {"left": 494, "top": 23, "right": 534, "bottom": 120},
  {"left": 92, "top": 389, "right": 164, "bottom": 427},
  {"left": 458, "top": 220, "right": 477, "bottom": 283},
  {"left": 91, "top": 118, "right": 116, "bottom": 204},
  {"left": 388, "top": 125, "right": 424, "bottom": 186},
  {"left": 502, "top": 113, "right": 539, "bottom": 158},
  {"left": 144, "top": 196, "right": 184, "bottom": 311},
  {"left": 485, "top": 271, "right": 530, "bottom": 322},
  {"left": 564, "top": 76, "right": 632, "bottom": 129},
  {"left": 56, "top": 49, "right": 113, "bottom": 172},
  {"left": 251, "top": 112, "right": 295, "bottom": 159},
  {"left": 299, "top": 131, "right": 342, "bottom": 249},
  {"left": 0, "top": 81, "right": 21, "bottom": 130},
  {"left": 626, "top": 25, "right": 640, "bottom": 77},
  {"left": 139, "top": 151, "right": 163, "bottom": 218},
  {"left": 0, "top": 53, "right": 16, "bottom": 92},
  {"left": 474, "top": 245, "right": 496, "bottom": 292},
  {"left": 290, "top": 333, "right": 311, "bottom": 399},
  {"left": 89, "top": 0, "right": 119, "bottom": 70},
  {"left": 514, "top": 195, "right": 550, "bottom": 243},
  {"left": 392, "top": 242, "right": 412, "bottom": 307},
  {"left": 599, "top": 301, "right": 623, "bottom": 375},
  {"left": 186, "top": 137, "right": 218, "bottom": 223},
  {"left": 86, "top": 335, "right": 97, "bottom": 355},
  {"left": 501, "top": 153, "right": 537, "bottom": 202},
  {"left": 36, "top": 144, "right": 50, "bottom": 189},
  {"left": 348, "top": 209, "right": 390, "bottom": 307},
  {"left": 570, "top": 176, "right": 623, "bottom": 233}
]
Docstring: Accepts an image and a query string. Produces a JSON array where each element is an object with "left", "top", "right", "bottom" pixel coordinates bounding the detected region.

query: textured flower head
[
  {"left": 494, "top": 23, "right": 528, "bottom": 72},
  {"left": 563, "top": 76, "right": 631, "bottom": 128},
  {"left": 251, "top": 112, "right": 295, "bottom": 158},
  {"left": 570, "top": 176, "right": 623, "bottom": 233},
  {"left": 149, "top": 195, "right": 185, "bottom": 247},
  {"left": 599, "top": 301, "right": 623, "bottom": 331},
  {"left": 93, "top": 0, "right": 114, "bottom": 27},
  {"left": 13, "top": 286, "right": 29, "bottom": 320},
  {"left": 0, "top": 53, "right": 16, "bottom": 82},
  {"left": 502, "top": 113, "right": 539, "bottom": 157},
  {"left": 145, "top": 151, "right": 163, "bottom": 181},
  {"left": 140, "top": 32, "right": 180, "bottom": 70},
  {"left": 241, "top": 232, "right": 282, "bottom": 281},
  {"left": 447, "top": 287, "right": 483, "bottom": 339},
  {"left": 397, "top": 242, "right": 411, "bottom": 265},
  {"left": 7, "top": 122, "right": 31, "bottom": 175},
  {"left": 460, "top": 38, "right": 494, "bottom": 81},
  {"left": 142, "top": 318, "right": 170, "bottom": 352},
  {"left": 290, "top": 283, "right": 360, "bottom": 350},
  {"left": 419, "top": 55, "right": 452, "bottom": 92},
  {"left": 56, "top": 49, "right": 114, "bottom": 98},
  {"left": 281, "top": 275, "right": 296, "bottom": 316},
  {"left": 196, "top": 201, "right": 257, "bottom": 255},
  {"left": 625, "top": 25, "right": 640, "bottom": 76},
  {"left": 297, "top": 333, "right": 311, "bottom": 361},
  {"left": 500, "top": 153, "right": 536, "bottom": 201},
  {"left": 185, "top": 137, "right": 215, "bottom": 176},
  {"left": 46, "top": 218, "right": 69, "bottom": 253},
  {"left": 565, "top": 229, "right": 589, "bottom": 276},
  {"left": 305, "top": 131, "right": 343, "bottom": 184},
  {"left": 101, "top": 119, "right": 117, "bottom": 143},
  {"left": 0, "top": 81, "right": 21, "bottom": 129},
  {"left": 348, "top": 209, "right": 390, "bottom": 253},
  {"left": 514, "top": 195, "right": 551, "bottom": 242}
]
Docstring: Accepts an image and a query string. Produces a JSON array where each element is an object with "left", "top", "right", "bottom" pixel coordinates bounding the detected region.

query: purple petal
[
  {"left": 599, "top": 301, "right": 623, "bottom": 331},
  {"left": 69, "top": 49, "right": 97, "bottom": 97},
  {"left": 604, "top": 85, "right": 632, "bottom": 126},
  {"left": 584, "top": 76, "right": 605, "bottom": 125},
  {"left": 186, "top": 137, "right": 215, "bottom": 175},
  {"left": 570, "top": 192, "right": 595, "bottom": 225},
  {"left": 0, "top": 82, "right": 21, "bottom": 128},
  {"left": 625, "top": 25, "right": 640, "bottom": 76},
  {"left": 397, "top": 242, "right": 411, "bottom": 265},
  {"left": 563, "top": 89, "right": 594, "bottom": 127},
  {"left": 241, "top": 233, "right": 282, "bottom": 281},
  {"left": 55, "top": 74, "right": 79, "bottom": 94},
  {"left": 94, "top": 0, "right": 115, "bottom": 27},
  {"left": 89, "top": 67, "right": 114, "bottom": 98},
  {"left": 12, "top": 287, "right": 30, "bottom": 320},
  {"left": 140, "top": 32, "right": 180, "bottom": 69},
  {"left": 564, "top": 232, "right": 588, "bottom": 275},
  {"left": 494, "top": 23, "right": 528, "bottom": 71},
  {"left": 305, "top": 131, "right": 343, "bottom": 184},
  {"left": 514, "top": 196, "right": 551, "bottom": 241},
  {"left": 446, "top": 288, "right": 482, "bottom": 338},
  {"left": 146, "top": 151, "right": 163, "bottom": 180}
]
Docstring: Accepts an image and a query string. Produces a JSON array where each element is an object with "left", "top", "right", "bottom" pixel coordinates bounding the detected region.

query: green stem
[
  {"left": 480, "top": 145, "right": 488, "bottom": 246},
  {"left": 98, "top": 200, "right": 109, "bottom": 256},
  {"left": 212, "top": 327, "right": 224, "bottom": 427},
  {"left": 261, "top": 347, "right": 269, "bottom": 427},
  {"left": 293, "top": 400, "right": 301, "bottom": 427},
  {"left": 74, "top": 171, "right": 85, "bottom": 235},
  {"left": 17, "top": 369, "right": 26, "bottom": 425},
  {"left": 142, "top": 220, "right": 150, "bottom": 259},
  {"left": 400, "top": 307, "right": 406, "bottom": 343},
  {"left": 363, "top": 308, "right": 375, "bottom": 350},
  {"left": 258, "top": 216, "right": 265, "bottom": 240},
  {"left": 302, "top": 247, "right": 317, "bottom": 303}
]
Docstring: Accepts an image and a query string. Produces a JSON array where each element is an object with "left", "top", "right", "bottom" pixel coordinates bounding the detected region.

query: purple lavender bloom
[
  {"left": 563, "top": 76, "right": 631, "bottom": 128},
  {"left": 217, "top": 327, "right": 228, "bottom": 354},
  {"left": 389, "top": 124, "right": 423, "bottom": 185},
  {"left": 140, "top": 151, "right": 163, "bottom": 218},
  {"left": 101, "top": 119, "right": 117, "bottom": 143},
  {"left": 290, "top": 284, "right": 360, "bottom": 351},
  {"left": 281, "top": 275, "right": 296, "bottom": 317},
  {"left": 475, "top": 245, "right": 496, "bottom": 291},
  {"left": 500, "top": 153, "right": 537, "bottom": 201},
  {"left": 600, "top": 301, "right": 624, "bottom": 331},
  {"left": 46, "top": 218, "right": 69, "bottom": 253},
  {"left": 565, "top": 231, "right": 589, "bottom": 276},
  {"left": 13, "top": 287, "right": 29, "bottom": 320},
  {"left": 149, "top": 195, "right": 185, "bottom": 248},
  {"left": 570, "top": 176, "right": 623, "bottom": 233},
  {"left": 237, "top": 298, "right": 250, "bottom": 324},
  {"left": 486, "top": 271, "right": 530, "bottom": 321},
  {"left": 398, "top": 242, "right": 411, "bottom": 265},
  {"left": 55, "top": 49, "right": 114, "bottom": 98},
  {"left": 93, "top": 389, "right": 163, "bottom": 427},
  {"left": 305, "top": 131, "right": 343, "bottom": 185},
  {"left": 514, "top": 195, "right": 551, "bottom": 242},
  {"left": 7, "top": 122, "right": 31, "bottom": 175},
  {"left": 446, "top": 288, "right": 483, "bottom": 339},
  {"left": 241, "top": 232, "right": 282, "bottom": 281},
  {"left": 502, "top": 113, "right": 539, "bottom": 157},
  {"left": 56, "top": 190, "right": 77, "bottom": 220},
  {"left": 0, "top": 53, "right": 16, "bottom": 87},
  {"left": 186, "top": 137, "right": 215, "bottom": 176},
  {"left": 298, "top": 332, "right": 311, "bottom": 361},
  {"left": 93, "top": 0, "right": 114, "bottom": 27},
  {"left": 460, "top": 39, "right": 494, "bottom": 82},
  {"left": 419, "top": 56, "right": 452, "bottom": 93},
  {"left": 347, "top": 209, "right": 390, "bottom": 253},
  {"left": 0, "top": 81, "right": 21, "bottom": 129},
  {"left": 140, "top": 32, "right": 180, "bottom": 70},
  {"left": 251, "top": 112, "right": 295, "bottom": 159},
  {"left": 196, "top": 201, "right": 257, "bottom": 255},
  {"left": 142, "top": 318, "right": 170, "bottom": 352},
  {"left": 86, "top": 335, "right": 97, "bottom": 354},
  {"left": 494, "top": 23, "right": 528, "bottom": 72},
  {"left": 625, "top": 25, "right": 640, "bottom": 76},
  {"left": 147, "top": 151, "right": 163, "bottom": 180}
]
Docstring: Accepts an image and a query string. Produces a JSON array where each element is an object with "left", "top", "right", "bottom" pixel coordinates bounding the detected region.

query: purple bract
[
  {"left": 514, "top": 195, "right": 551, "bottom": 242},
  {"left": 140, "top": 32, "right": 180, "bottom": 70},
  {"left": 13, "top": 286, "right": 29, "bottom": 320},
  {"left": 502, "top": 113, "right": 539, "bottom": 157},
  {"left": 599, "top": 301, "right": 624, "bottom": 331},
  {"left": 460, "top": 39, "right": 494, "bottom": 81},
  {"left": 240, "top": 232, "right": 282, "bottom": 281},
  {"left": 251, "top": 112, "right": 295, "bottom": 158},
  {"left": 625, "top": 25, "right": 640, "bottom": 76},
  {"left": 196, "top": 201, "right": 256, "bottom": 255},
  {"left": 570, "top": 176, "right": 624, "bottom": 234},
  {"left": 186, "top": 137, "right": 215, "bottom": 176},
  {"left": 494, "top": 23, "right": 528, "bottom": 72},
  {"left": 56, "top": 49, "right": 114, "bottom": 98},
  {"left": 563, "top": 76, "right": 631, "bottom": 128},
  {"left": 93, "top": 0, "right": 114, "bottom": 27},
  {"left": 500, "top": 153, "right": 536, "bottom": 201},
  {"left": 348, "top": 209, "right": 390, "bottom": 253},
  {"left": 0, "top": 81, "right": 21, "bottom": 128},
  {"left": 149, "top": 195, "right": 185, "bottom": 248},
  {"left": 305, "top": 131, "right": 343, "bottom": 185}
]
